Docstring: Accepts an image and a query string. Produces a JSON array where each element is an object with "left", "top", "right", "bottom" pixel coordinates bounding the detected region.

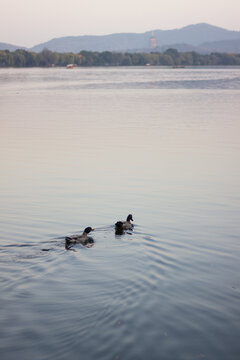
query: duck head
[
  {"left": 127, "top": 214, "right": 133, "bottom": 222},
  {"left": 84, "top": 227, "right": 94, "bottom": 234}
]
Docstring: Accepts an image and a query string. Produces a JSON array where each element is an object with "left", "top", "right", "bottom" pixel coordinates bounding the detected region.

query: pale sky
[{"left": 1, "top": 0, "right": 239, "bottom": 47}]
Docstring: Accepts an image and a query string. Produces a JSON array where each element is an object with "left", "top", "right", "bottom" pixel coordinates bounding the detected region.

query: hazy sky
[{"left": 1, "top": 0, "right": 239, "bottom": 47}]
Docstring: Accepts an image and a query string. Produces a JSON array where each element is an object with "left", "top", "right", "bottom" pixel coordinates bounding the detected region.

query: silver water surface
[{"left": 0, "top": 67, "right": 240, "bottom": 360}]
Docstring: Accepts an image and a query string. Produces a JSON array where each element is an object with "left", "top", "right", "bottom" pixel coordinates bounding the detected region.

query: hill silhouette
[{"left": 1, "top": 23, "right": 240, "bottom": 54}]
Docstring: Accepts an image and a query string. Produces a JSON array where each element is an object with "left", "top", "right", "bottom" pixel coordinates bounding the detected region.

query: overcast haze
[{"left": 1, "top": 0, "right": 239, "bottom": 47}]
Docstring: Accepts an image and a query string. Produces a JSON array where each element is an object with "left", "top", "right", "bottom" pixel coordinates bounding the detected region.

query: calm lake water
[{"left": 0, "top": 67, "right": 240, "bottom": 360}]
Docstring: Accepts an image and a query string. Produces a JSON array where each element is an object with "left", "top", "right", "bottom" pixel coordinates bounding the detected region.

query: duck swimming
[
  {"left": 115, "top": 214, "right": 134, "bottom": 233},
  {"left": 65, "top": 227, "right": 94, "bottom": 247}
]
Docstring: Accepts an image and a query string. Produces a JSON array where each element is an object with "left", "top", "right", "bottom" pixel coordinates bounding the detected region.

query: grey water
[{"left": 0, "top": 67, "right": 240, "bottom": 360}]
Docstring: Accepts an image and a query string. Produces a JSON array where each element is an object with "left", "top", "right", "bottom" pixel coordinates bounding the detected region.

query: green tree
[{"left": 121, "top": 54, "right": 133, "bottom": 66}]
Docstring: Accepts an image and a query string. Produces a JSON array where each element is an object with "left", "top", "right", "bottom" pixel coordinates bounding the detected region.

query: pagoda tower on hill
[{"left": 149, "top": 32, "right": 157, "bottom": 49}]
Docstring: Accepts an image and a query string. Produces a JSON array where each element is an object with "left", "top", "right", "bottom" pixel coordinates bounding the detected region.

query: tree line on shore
[{"left": 0, "top": 48, "right": 240, "bottom": 67}]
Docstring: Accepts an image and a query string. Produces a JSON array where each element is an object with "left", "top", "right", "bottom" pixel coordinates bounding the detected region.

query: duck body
[
  {"left": 115, "top": 214, "right": 134, "bottom": 233},
  {"left": 65, "top": 227, "right": 94, "bottom": 245},
  {"left": 122, "top": 214, "right": 134, "bottom": 230},
  {"left": 115, "top": 221, "right": 125, "bottom": 235}
]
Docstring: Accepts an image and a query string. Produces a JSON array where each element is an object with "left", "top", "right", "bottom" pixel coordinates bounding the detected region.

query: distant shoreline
[
  {"left": 1, "top": 65, "right": 240, "bottom": 69},
  {"left": 0, "top": 49, "right": 240, "bottom": 67}
]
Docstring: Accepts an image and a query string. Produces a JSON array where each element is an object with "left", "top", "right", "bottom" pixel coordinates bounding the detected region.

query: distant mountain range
[
  {"left": 0, "top": 42, "right": 27, "bottom": 51},
  {"left": 1, "top": 23, "right": 240, "bottom": 54}
]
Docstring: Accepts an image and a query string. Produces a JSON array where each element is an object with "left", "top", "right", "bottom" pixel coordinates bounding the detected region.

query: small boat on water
[{"left": 66, "top": 64, "right": 77, "bottom": 69}]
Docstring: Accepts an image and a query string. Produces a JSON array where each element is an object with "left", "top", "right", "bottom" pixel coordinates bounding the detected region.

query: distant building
[{"left": 149, "top": 32, "right": 157, "bottom": 49}]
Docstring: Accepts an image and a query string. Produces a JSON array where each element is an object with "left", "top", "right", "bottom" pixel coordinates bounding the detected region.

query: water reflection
[{"left": 0, "top": 68, "right": 240, "bottom": 360}]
